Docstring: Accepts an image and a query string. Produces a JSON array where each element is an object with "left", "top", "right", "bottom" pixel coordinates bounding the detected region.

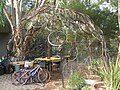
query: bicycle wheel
[
  {"left": 62, "top": 61, "right": 77, "bottom": 80},
  {"left": 43, "top": 69, "right": 51, "bottom": 83},
  {"left": 48, "top": 31, "right": 66, "bottom": 46},
  {"left": 12, "top": 70, "right": 24, "bottom": 85},
  {"left": 38, "top": 68, "right": 51, "bottom": 83},
  {"left": 33, "top": 72, "right": 41, "bottom": 83},
  {"left": 19, "top": 71, "right": 30, "bottom": 85}
]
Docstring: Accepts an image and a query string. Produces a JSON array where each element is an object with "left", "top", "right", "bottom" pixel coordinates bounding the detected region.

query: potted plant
[
  {"left": 90, "top": 82, "right": 106, "bottom": 90},
  {"left": 84, "top": 75, "right": 101, "bottom": 85},
  {"left": 82, "top": 85, "right": 90, "bottom": 90},
  {"left": 68, "top": 72, "right": 86, "bottom": 90},
  {"left": 91, "top": 59, "right": 120, "bottom": 90}
]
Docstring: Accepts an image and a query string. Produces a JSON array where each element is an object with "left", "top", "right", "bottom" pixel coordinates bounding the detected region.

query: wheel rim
[
  {"left": 12, "top": 70, "right": 24, "bottom": 85},
  {"left": 48, "top": 31, "right": 66, "bottom": 46},
  {"left": 38, "top": 69, "right": 51, "bottom": 83}
]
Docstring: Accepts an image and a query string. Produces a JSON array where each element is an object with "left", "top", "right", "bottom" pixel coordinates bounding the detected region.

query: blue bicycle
[{"left": 12, "top": 61, "right": 51, "bottom": 85}]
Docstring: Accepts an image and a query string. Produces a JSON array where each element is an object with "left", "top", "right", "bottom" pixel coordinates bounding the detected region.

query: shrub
[
  {"left": 92, "top": 59, "right": 120, "bottom": 90},
  {"left": 68, "top": 72, "right": 85, "bottom": 90}
]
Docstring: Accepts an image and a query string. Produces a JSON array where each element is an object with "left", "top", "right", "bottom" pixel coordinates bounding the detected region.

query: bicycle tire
[
  {"left": 33, "top": 72, "right": 42, "bottom": 83},
  {"left": 12, "top": 70, "right": 24, "bottom": 85},
  {"left": 48, "top": 31, "right": 66, "bottom": 46},
  {"left": 62, "top": 61, "right": 77, "bottom": 79},
  {"left": 43, "top": 69, "right": 51, "bottom": 83},
  {"left": 19, "top": 71, "right": 30, "bottom": 85},
  {"left": 38, "top": 69, "right": 51, "bottom": 83}
]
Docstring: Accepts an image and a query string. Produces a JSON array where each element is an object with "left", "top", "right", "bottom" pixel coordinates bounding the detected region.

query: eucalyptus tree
[{"left": 0, "top": 0, "right": 47, "bottom": 60}]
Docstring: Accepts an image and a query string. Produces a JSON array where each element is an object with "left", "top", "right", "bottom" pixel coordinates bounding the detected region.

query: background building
[{"left": 0, "top": 21, "right": 11, "bottom": 58}]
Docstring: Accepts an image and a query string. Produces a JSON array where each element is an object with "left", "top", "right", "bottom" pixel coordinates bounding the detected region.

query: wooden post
[
  {"left": 47, "top": 41, "right": 52, "bottom": 59},
  {"left": 47, "top": 41, "right": 52, "bottom": 71}
]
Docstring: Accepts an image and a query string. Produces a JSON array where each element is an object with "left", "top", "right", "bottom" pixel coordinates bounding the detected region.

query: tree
[{"left": 0, "top": 0, "right": 47, "bottom": 60}]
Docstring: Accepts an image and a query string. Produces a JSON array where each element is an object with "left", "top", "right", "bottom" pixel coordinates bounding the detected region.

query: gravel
[{"left": 0, "top": 74, "right": 48, "bottom": 90}]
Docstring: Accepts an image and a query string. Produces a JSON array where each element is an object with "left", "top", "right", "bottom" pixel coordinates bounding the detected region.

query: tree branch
[
  {"left": 15, "top": 0, "right": 22, "bottom": 29},
  {"left": 3, "top": 6, "right": 13, "bottom": 30},
  {"left": 22, "top": 5, "right": 49, "bottom": 21},
  {"left": 39, "top": 0, "right": 46, "bottom": 7},
  {"left": 18, "top": 0, "right": 22, "bottom": 12},
  {"left": 11, "top": 0, "right": 16, "bottom": 28},
  {"left": 35, "top": 0, "right": 39, "bottom": 8}
]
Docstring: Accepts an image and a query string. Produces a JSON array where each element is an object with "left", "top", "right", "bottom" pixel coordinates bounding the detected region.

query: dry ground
[{"left": 0, "top": 69, "right": 66, "bottom": 90}]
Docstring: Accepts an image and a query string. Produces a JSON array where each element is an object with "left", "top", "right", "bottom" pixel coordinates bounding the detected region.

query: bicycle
[{"left": 12, "top": 61, "right": 51, "bottom": 85}]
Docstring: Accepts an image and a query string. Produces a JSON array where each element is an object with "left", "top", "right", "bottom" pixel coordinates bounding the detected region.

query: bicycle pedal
[{"left": 12, "top": 82, "right": 20, "bottom": 86}]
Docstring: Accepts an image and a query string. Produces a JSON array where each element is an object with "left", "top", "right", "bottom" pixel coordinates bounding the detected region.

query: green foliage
[
  {"left": 68, "top": 72, "right": 85, "bottom": 90},
  {"left": 66, "top": 31, "right": 75, "bottom": 43},
  {"left": 22, "top": 0, "right": 36, "bottom": 12},
  {"left": 81, "top": 85, "right": 89, "bottom": 90},
  {"left": 92, "top": 60, "right": 120, "bottom": 90},
  {"left": 0, "top": 0, "right": 6, "bottom": 26},
  {"left": 62, "top": 0, "right": 118, "bottom": 40},
  {"left": 0, "top": 0, "right": 10, "bottom": 32},
  {"left": 60, "top": 0, "right": 118, "bottom": 59},
  {"left": 61, "top": 0, "right": 86, "bottom": 12},
  {"left": 89, "top": 9, "right": 118, "bottom": 40}
]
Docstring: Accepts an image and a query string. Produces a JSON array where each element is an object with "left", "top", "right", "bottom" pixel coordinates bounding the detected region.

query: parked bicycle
[{"left": 12, "top": 61, "right": 51, "bottom": 85}]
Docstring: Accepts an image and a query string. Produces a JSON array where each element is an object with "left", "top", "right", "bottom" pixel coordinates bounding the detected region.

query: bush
[
  {"left": 68, "top": 72, "right": 86, "bottom": 90},
  {"left": 92, "top": 60, "right": 120, "bottom": 90}
]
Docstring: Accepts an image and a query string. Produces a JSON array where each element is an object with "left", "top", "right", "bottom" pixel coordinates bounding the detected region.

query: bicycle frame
[
  {"left": 24, "top": 65, "right": 41, "bottom": 76},
  {"left": 17, "top": 64, "right": 43, "bottom": 83}
]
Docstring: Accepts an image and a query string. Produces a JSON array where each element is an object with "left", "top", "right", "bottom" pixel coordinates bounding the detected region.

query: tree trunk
[
  {"left": 3, "top": 0, "right": 46, "bottom": 61},
  {"left": 47, "top": 41, "right": 52, "bottom": 59},
  {"left": 101, "top": 40, "right": 109, "bottom": 70},
  {"left": 87, "top": 38, "right": 93, "bottom": 66}
]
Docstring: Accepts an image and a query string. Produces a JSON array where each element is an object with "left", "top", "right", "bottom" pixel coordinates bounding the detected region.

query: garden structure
[
  {"left": 20, "top": 4, "right": 109, "bottom": 88},
  {"left": 25, "top": 3, "right": 108, "bottom": 64}
]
